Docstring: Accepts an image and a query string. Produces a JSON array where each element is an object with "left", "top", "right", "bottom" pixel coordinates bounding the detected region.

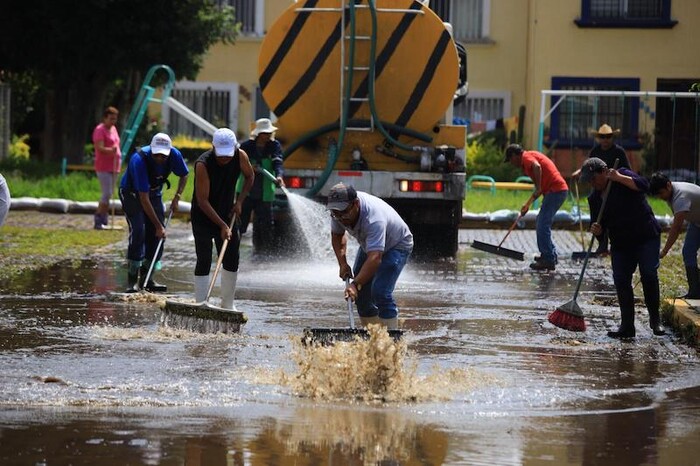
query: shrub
[
  {"left": 466, "top": 138, "right": 521, "bottom": 182},
  {"left": 9, "top": 134, "right": 31, "bottom": 160}
]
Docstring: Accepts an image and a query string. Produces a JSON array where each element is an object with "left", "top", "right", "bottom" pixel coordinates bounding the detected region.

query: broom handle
[
  {"left": 497, "top": 194, "right": 536, "bottom": 248},
  {"left": 574, "top": 181, "right": 585, "bottom": 249},
  {"left": 205, "top": 200, "right": 239, "bottom": 302},
  {"left": 142, "top": 208, "right": 174, "bottom": 287},
  {"left": 345, "top": 277, "right": 356, "bottom": 329},
  {"left": 571, "top": 159, "right": 620, "bottom": 300}
]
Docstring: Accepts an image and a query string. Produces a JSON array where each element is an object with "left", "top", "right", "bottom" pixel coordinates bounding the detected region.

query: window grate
[
  {"left": 590, "top": 0, "right": 663, "bottom": 20},
  {"left": 431, "top": 0, "right": 485, "bottom": 41},
  {"left": 550, "top": 77, "right": 640, "bottom": 148},
  {"left": 217, "top": 0, "right": 258, "bottom": 35}
]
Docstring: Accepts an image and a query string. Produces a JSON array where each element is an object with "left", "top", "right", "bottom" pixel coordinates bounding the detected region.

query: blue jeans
[
  {"left": 536, "top": 190, "right": 568, "bottom": 263},
  {"left": 683, "top": 222, "right": 700, "bottom": 268},
  {"left": 353, "top": 247, "right": 411, "bottom": 319},
  {"left": 119, "top": 188, "right": 164, "bottom": 263}
]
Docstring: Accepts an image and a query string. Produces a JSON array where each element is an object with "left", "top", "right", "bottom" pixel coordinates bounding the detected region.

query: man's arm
[
  {"left": 170, "top": 174, "right": 188, "bottom": 213},
  {"left": 138, "top": 191, "right": 166, "bottom": 238},
  {"left": 236, "top": 149, "right": 255, "bottom": 215},
  {"left": 332, "top": 231, "right": 349, "bottom": 271},
  {"left": 661, "top": 210, "right": 687, "bottom": 258}
]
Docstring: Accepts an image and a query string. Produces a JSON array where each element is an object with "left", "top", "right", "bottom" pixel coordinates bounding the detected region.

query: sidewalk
[{"left": 666, "top": 298, "right": 700, "bottom": 346}]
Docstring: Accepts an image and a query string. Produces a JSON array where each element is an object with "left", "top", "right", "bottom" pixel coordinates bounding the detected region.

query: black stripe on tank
[
  {"left": 259, "top": 0, "right": 319, "bottom": 92},
  {"left": 393, "top": 29, "right": 452, "bottom": 130},
  {"left": 273, "top": 14, "right": 346, "bottom": 118},
  {"left": 348, "top": 1, "right": 422, "bottom": 118}
]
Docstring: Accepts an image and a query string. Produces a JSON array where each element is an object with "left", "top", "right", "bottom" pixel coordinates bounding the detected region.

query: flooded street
[{"left": 1, "top": 214, "right": 700, "bottom": 465}]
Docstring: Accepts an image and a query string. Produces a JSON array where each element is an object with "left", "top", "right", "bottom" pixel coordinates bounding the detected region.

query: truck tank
[{"left": 258, "top": 0, "right": 467, "bottom": 257}]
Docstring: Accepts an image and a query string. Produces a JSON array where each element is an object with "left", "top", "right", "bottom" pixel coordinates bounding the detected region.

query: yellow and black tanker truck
[{"left": 259, "top": 0, "right": 468, "bottom": 257}]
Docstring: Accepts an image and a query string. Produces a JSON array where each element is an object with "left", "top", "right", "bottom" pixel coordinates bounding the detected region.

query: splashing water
[
  {"left": 268, "top": 325, "right": 498, "bottom": 403},
  {"left": 284, "top": 190, "right": 335, "bottom": 260}
]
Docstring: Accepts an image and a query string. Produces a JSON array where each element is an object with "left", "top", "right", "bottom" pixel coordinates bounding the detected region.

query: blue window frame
[
  {"left": 575, "top": 0, "right": 677, "bottom": 28},
  {"left": 549, "top": 77, "right": 641, "bottom": 150}
]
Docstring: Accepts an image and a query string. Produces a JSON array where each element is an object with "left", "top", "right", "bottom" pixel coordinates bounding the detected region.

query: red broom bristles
[{"left": 548, "top": 309, "right": 586, "bottom": 332}]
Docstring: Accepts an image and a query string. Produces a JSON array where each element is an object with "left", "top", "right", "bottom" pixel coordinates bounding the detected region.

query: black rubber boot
[
  {"left": 608, "top": 286, "right": 636, "bottom": 338},
  {"left": 125, "top": 273, "right": 140, "bottom": 293},
  {"left": 140, "top": 265, "right": 167, "bottom": 292},
  {"left": 641, "top": 275, "right": 665, "bottom": 336},
  {"left": 683, "top": 266, "right": 700, "bottom": 299}
]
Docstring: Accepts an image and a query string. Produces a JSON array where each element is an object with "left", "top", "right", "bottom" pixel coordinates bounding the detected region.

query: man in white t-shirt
[
  {"left": 327, "top": 183, "right": 413, "bottom": 330},
  {"left": 649, "top": 172, "right": 700, "bottom": 299}
]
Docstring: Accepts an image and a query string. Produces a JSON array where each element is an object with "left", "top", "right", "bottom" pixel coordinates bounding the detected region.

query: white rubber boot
[
  {"left": 360, "top": 315, "right": 382, "bottom": 327},
  {"left": 380, "top": 317, "right": 399, "bottom": 330},
  {"left": 220, "top": 270, "right": 238, "bottom": 311},
  {"left": 194, "top": 274, "right": 210, "bottom": 303}
]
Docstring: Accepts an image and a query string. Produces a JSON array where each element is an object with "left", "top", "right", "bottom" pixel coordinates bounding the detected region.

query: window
[
  {"left": 575, "top": 0, "right": 676, "bottom": 28},
  {"left": 431, "top": 0, "right": 490, "bottom": 42},
  {"left": 549, "top": 77, "right": 640, "bottom": 149},
  {"left": 454, "top": 90, "right": 509, "bottom": 123},
  {"left": 216, "top": 0, "right": 264, "bottom": 36},
  {"left": 164, "top": 81, "right": 239, "bottom": 139}
]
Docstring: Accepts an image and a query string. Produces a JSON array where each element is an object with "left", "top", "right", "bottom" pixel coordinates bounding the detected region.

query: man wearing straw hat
[
  {"left": 573, "top": 124, "right": 631, "bottom": 254},
  {"left": 191, "top": 128, "right": 254, "bottom": 310},
  {"left": 238, "top": 118, "right": 285, "bottom": 252}
]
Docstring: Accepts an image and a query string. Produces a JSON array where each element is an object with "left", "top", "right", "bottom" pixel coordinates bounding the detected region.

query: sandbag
[
  {"left": 38, "top": 198, "right": 70, "bottom": 213},
  {"left": 10, "top": 197, "right": 41, "bottom": 211},
  {"left": 68, "top": 201, "right": 99, "bottom": 214}
]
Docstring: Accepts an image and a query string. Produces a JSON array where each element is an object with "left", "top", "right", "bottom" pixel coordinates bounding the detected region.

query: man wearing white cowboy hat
[
  {"left": 572, "top": 123, "right": 631, "bottom": 254},
  {"left": 237, "top": 118, "right": 285, "bottom": 252}
]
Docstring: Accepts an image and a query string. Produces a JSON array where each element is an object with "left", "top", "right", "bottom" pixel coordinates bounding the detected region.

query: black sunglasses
[
  {"left": 598, "top": 134, "right": 612, "bottom": 139},
  {"left": 330, "top": 203, "right": 354, "bottom": 219}
]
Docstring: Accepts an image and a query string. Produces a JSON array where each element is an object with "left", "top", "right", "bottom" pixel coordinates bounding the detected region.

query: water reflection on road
[{"left": 1, "top": 226, "right": 699, "bottom": 465}]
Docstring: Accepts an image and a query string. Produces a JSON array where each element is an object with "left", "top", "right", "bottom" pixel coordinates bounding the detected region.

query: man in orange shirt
[{"left": 504, "top": 144, "right": 569, "bottom": 271}]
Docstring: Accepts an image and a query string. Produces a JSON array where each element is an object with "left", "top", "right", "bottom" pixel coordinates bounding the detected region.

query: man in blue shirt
[{"left": 119, "top": 133, "right": 189, "bottom": 293}]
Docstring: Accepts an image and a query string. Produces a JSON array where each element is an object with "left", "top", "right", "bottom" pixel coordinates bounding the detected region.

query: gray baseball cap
[
  {"left": 580, "top": 157, "right": 608, "bottom": 183},
  {"left": 326, "top": 183, "right": 357, "bottom": 211}
]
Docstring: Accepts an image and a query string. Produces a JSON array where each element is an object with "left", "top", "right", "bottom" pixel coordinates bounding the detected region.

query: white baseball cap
[
  {"left": 212, "top": 128, "right": 239, "bottom": 157},
  {"left": 150, "top": 133, "right": 172, "bottom": 156}
]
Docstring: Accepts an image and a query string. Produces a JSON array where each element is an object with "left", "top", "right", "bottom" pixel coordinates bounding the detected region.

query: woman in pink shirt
[{"left": 92, "top": 106, "right": 122, "bottom": 229}]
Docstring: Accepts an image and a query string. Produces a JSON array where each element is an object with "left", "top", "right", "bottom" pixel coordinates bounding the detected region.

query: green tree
[{"left": 0, "top": 0, "right": 237, "bottom": 163}]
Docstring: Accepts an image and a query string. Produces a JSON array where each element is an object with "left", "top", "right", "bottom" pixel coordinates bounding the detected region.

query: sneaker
[{"left": 530, "top": 260, "right": 555, "bottom": 271}]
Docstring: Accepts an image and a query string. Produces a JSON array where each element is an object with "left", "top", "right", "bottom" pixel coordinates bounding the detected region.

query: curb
[{"left": 665, "top": 298, "right": 700, "bottom": 346}]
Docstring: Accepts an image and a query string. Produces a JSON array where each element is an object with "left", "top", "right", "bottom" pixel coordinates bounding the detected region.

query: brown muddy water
[{"left": 1, "top": 223, "right": 700, "bottom": 465}]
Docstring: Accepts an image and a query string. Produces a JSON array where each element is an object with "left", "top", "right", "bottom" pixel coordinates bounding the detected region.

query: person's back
[{"left": 669, "top": 181, "right": 700, "bottom": 225}]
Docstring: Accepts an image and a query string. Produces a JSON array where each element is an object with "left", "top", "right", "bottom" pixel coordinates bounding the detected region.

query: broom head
[
  {"left": 161, "top": 299, "right": 248, "bottom": 334},
  {"left": 302, "top": 327, "right": 403, "bottom": 346},
  {"left": 548, "top": 299, "right": 586, "bottom": 332},
  {"left": 471, "top": 240, "right": 525, "bottom": 261}
]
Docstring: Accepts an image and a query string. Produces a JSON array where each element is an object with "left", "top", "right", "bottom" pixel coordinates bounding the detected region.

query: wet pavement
[{"left": 1, "top": 213, "right": 700, "bottom": 465}]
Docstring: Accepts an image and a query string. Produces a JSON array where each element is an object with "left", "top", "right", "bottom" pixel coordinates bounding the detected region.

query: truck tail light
[
  {"left": 399, "top": 180, "right": 444, "bottom": 193},
  {"left": 284, "top": 176, "right": 315, "bottom": 189}
]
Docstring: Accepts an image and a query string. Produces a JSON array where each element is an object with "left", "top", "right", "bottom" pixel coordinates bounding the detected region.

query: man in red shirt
[{"left": 504, "top": 144, "right": 569, "bottom": 270}]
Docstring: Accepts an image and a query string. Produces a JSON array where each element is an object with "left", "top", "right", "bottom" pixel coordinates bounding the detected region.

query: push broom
[
  {"left": 471, "top": 193, "right": 537, "bottom": 261},
  {"left": 303, "top": 277, "right": 403, "bottom": 345},
  {"left": 162, "top": 197, "right": 247, "bottom": 333},
  {"left": 548, "top": 160, "right": 618, "bottom": 331}
]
